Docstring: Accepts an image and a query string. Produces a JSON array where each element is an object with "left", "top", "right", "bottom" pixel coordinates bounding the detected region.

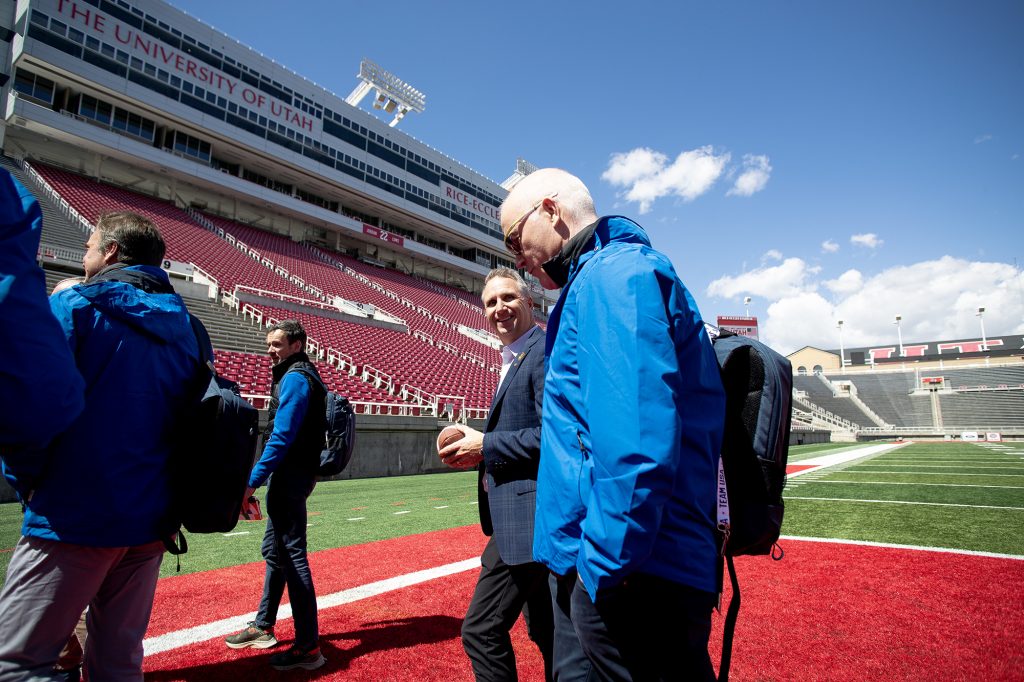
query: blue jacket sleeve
[
  {"left": 248, "top": 371, "right": 311, "bottom": 487},
  {"left": 574, "top": 250, "right": 685, "bottom": 596},
  {"left": 0, "top": 170, "right": 84, "bottom": 461}
]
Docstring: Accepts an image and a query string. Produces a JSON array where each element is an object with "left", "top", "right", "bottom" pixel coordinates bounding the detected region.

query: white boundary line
[
  {"left": 806, "top": 480, "right": 1024, "bottom": 489},
  {"left": 787, "top": 442, "right": 910, "bottom": 478},
  {"left": 143, "top": 557, "right": 480, "bottom": 656},
  {"left": 780, "top": 535, "right": 1024, "bottom": 560},
  {"left": 786, "top": 496, "right": 1023, "bottom": 510}
]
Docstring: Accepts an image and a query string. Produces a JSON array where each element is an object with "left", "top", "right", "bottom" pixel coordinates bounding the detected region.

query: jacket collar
[
  {"left": 540, "top": 216, "right": 652, "bottom": 289},
  {"left": 272, "top": 351, "right": 312, "bottom": 382},
  {"left": 86, "top": 262, "right": 175, "bottom": 294}
]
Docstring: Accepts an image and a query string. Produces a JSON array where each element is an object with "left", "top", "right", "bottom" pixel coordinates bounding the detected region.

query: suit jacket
[{"left": 478, "top": 325, "right": 545, "bottom": 566}]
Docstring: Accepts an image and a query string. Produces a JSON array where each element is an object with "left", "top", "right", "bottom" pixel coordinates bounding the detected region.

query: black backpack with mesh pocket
[{"left": 709, "top": 327, "right": 793, "bottom": 681}]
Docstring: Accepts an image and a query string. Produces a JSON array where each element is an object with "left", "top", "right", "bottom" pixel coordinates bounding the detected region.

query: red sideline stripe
[
  {"left": 786, "top": 464, "right": 817, "bottom": 474},
  {"left": 146, "top": 532, "right": 1024, "bottom": 680}
]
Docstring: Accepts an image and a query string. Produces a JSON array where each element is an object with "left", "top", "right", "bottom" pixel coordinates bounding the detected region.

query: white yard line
[
  {"left": 850, "top": 464, "right": 1024, "bottom": 469},
  {"left": 780, "top": 535, "right": 1024, "bottom": 560},
  {"left": 786, "top": 496, "right": 1024, "bottom": 510},
  {"left": 804, "top": 480, "right": 1024, "bottom": 489},
  {"left": 834, "top": 471, "right": 1024, "bottom": 477},
  {"left": 143, "top": 557, "right": 481, "bottom": 656}
]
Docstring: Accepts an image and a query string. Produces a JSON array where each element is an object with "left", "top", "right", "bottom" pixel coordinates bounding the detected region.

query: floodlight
[{"left": 345, "top": 59, "right": 426, "bottom": 127}]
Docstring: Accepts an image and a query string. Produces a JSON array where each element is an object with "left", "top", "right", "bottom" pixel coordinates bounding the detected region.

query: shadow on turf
[{"left": 146, "top": 615, "right": 464, "bottom": 680}]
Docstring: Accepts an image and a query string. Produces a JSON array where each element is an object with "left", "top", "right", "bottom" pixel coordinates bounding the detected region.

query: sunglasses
[{"left": 503, "top": 192, "right": 558, "bottom": 256}]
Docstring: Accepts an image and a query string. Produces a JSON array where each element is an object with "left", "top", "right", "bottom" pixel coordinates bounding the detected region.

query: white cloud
[
  {"left": 821, "top": 240, "right": 839, "bottom": 253},
  {"left": 762, "top": 249, "right": 783, "bottom": 262},
  {"left": 727, "top": 154, "right": 772, "bottom": 197},
  {"left": 705, "top": 256, "right": 1024, "bottom": 354},
  {"left": 850, "top": 233, "right": 883, "bottom": 249},
  {"left": 707, "top": 257, "right": 820, "bottom": 300},
  {"left": 602, "top": 146, "right": 729, "bottom": 213},
  {"left": 974, "top": 134, "right": 993, "bottom": 144},
  {"left": 824, "top": 269, "right": 863, "bottom": 295}
]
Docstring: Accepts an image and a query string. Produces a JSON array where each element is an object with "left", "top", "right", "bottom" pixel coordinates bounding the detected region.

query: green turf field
[
  {"left": 2, "top": 441, "right": 1022, "bottom": 588},
  {"left": 784, "top": 442, "right": 1024, "bottom": 555}
]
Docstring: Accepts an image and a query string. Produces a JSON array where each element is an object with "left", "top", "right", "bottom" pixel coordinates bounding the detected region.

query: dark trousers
[
  {"left": 570, "top": 573, "right": 717, "bottom": 682},
  {"left": 462, "top": 536, "right": 554, "bottom": 681},
  {"left": 550, "top": 573, "right": 596, "bottom": 682},
  {"left": 256, "top": 476, "right": 318, "bottom": 650}
]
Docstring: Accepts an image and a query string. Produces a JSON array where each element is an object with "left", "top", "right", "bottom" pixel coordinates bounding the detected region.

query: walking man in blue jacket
[
  {"left": 225, "top": 319, "right": 327, "bottom": 672},
  {"left": 502, "top": 168, "right": 726, "bottom": 681},
  {"left": 0, "top": 211, "right": 206, "bottom": 681}
]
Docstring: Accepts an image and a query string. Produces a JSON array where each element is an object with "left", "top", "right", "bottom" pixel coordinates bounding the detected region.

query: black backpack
[
  {"left": 709, "top": 327, "right": 792, "bottom": 681},
  {"left": 164, "top": 317, "right": 260, "bottom": 555},
  {"left": 293, "top": 369, "right": 357, "bottom": 478}
]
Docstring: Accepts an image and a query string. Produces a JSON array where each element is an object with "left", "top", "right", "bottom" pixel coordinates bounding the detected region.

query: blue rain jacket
[
  {"left": 0, "top": 170, "right": 84, "bottom": 455},
  {"left": 13, "top": 266, "right": 200, "bottom": 546},
  {"left": 533, "top": 217, "right": 726, "bottom": 598}
]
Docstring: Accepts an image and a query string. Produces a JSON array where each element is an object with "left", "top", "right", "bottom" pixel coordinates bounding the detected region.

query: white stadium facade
[{"left": 1, "top": 0, "right": 556, "bottom": 304}]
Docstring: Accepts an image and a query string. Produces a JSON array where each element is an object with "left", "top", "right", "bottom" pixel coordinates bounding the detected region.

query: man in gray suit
[{"left": 439, "top": 268, "right": 555, "bottom": 682}]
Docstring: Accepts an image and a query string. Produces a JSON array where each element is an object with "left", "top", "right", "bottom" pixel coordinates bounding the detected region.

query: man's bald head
[{"left": 501, "top": 168, "right": 598, "bottom": 236}]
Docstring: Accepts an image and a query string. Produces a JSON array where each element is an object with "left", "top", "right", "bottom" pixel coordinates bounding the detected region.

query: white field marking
[
  {"left": 786, "top": 496, "right": 1024, "bottom": 511},
  {"left": 780, "top": 535, "right": 1024, "bottom": 561},
  {"left": 880, "top": 459, "right": 1019, "bottom": 463},
  {"left": 786, "top": 442, "right": 911, "bottom": 478},
  {"left": 847, "top": 462, "right": 1024, "bottom": 466},
  {"left": 143, "top": 556, "right": 481, "bottom": 656},
  {"left": 346, "top": 517, "right": 365, "bottom": 521},
  {"left": 220, "top": 532, "right": 250, "bottom": 537},
  {"left": 434, "top": 505, "right": 450, "bottom": 509},
  {"left": 805, "top": 480, "right": 1024, "bottom": 489},
  {"left": 834, "top": 471, "right": 1024, "bottom": 477},
  {"left": 393, "top": 510, "right": 411, "bottom": 515}
]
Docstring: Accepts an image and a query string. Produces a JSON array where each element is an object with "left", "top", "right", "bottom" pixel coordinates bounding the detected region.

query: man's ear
[{"left": 103, "top": 241, "right": 120, "bottom": 265}]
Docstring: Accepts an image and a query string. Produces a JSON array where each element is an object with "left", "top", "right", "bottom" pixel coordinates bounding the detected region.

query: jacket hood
[{"left": 74, "top": 265, "right": 191, "bottom": 344}]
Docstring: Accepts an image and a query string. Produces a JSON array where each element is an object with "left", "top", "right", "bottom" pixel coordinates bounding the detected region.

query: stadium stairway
[{"left": 2, "top": 155, "right": 90, "bottom": 250}]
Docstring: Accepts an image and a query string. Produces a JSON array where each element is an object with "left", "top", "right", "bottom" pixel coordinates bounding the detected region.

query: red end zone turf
[{"left": 144, "top": 527, "right": 1024, "bottom": 681}]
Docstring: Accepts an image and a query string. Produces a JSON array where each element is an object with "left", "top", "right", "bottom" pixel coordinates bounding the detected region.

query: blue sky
[{"left": 169, "top": 0, "right": 1023, "bottom": 353}]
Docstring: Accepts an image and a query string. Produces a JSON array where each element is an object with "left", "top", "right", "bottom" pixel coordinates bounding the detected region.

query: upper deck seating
[
  {"left": 253, "top": 304, "right": 499, "bottom": 409},
  {"left": 31, "top": 164, "right": 307, "bottom": 299}
]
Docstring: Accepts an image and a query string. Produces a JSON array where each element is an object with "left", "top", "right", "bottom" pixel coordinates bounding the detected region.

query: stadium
[{"left": 2, "top": 0, "right": 1022, "bottom": 679}]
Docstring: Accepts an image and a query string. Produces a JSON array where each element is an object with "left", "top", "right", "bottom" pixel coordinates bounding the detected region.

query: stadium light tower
[
  {"left": 894, "top": 314, "right": 904, "bottom": 357},
  {"left": 744, "top": 296, "right": 752, "bottom": 317},
  {"left": 837, "top": 319, "right": 845, "bottom": 374},
  {"left": 977, "top": 306, "right": 987, "bottom": 351},
  {"left": 345, "top": 59, "right": 426, "bottom": 127}
]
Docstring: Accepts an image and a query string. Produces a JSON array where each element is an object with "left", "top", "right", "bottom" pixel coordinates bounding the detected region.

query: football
[{"left": 436, "top": 425, "right": 464, "bottom": 455}]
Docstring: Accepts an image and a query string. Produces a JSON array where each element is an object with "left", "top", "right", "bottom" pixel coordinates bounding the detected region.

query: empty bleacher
[
  {"left": 826, "top": 372, "right": 935, "bottom": 428},
  {"left": 31, "top": 163, "right": 308, "bottom": 300},
  {"left": 251, "top": 304, "right": 499, "bottom": 410},
  {"left": 938, "top": 390, "right": 1024, "bottom": 428},
  {"left": 793, "top": 375, "right": 872, "bottom": 427},
  {"left": 24, "top": 162, "right": 510, "bottom": 417}
]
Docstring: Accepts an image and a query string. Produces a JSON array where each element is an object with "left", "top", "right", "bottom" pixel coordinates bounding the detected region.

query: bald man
[{"left": 501, "top": 169, "right": 726, "bottom": 681}]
